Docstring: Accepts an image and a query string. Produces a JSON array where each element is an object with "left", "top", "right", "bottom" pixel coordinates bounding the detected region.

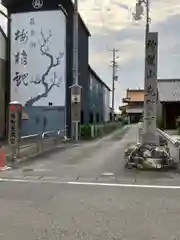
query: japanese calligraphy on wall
[
  {"left": 8, "top": 110, "right": 19, "bottom": 146},
  {"left": 10, "top": 10, "right": 66, "bottom": 107},
  {"left": 144, "top": 32, "right": 158, "bottom": 141}
]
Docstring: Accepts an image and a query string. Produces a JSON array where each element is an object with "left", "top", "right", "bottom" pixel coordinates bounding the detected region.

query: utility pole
[
  {"left": 133, "top": 0, "right": 158, "bottom": 145},
  {"left": 73, "top": 0, "right": 78, "bottom": 86},
  {"left": 110, "top": 48, "right": 119, "bottom": 121},
  {"left": 71, "top": 0, "right": 82, "bottom": 142}
]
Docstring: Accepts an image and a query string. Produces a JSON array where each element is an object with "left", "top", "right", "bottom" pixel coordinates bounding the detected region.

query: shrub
[
  {"left": 80, "top": 122, "right": 122, "bottom": 140},
  {"left": 80, "top": 123, "right": 91, "bottom": 139},
  {"left": 122, "top": 117, "right": 128, "bottom": 125}
]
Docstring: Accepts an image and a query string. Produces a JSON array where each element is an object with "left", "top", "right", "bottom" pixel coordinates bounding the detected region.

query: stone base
[{"left": 124, "top": 142, "right": 175, "bottom": 170}]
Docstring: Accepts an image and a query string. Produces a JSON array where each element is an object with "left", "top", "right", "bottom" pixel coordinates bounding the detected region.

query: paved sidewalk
[{"left": 3, "top": 125, "right": 129, "bottom": 166}]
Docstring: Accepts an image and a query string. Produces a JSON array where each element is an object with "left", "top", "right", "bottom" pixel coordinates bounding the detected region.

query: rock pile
[{"left": 124, "top": 142, "right": 175, "bottom": 170}]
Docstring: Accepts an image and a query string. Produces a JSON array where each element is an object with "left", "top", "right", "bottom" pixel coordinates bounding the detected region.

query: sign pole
[
  {"left": 8, "top": 101, "right": 22, "bottom": 161},
  {"left": 70, "top": 84, "right": 82, "bottom": 141}
]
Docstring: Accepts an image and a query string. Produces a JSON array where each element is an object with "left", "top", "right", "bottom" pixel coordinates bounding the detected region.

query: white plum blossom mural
[{"left": 10, "top": 10, "right": 66, "bottom": 107}]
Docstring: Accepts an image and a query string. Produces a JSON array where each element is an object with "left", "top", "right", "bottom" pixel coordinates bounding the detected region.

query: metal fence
[
  {"left": 137, "top": 125, "right": 180, "bottom": 163},
  {"left": 157, "top": 128, "right": 180, "bottom": 163},
  {"left": 8, "top": 129, "right": 69, "bottom": 162}
]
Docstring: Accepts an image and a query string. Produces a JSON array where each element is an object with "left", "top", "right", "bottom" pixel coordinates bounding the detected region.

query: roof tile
[{"left": 158, "top": 79, "right": 180, "bottom": 102}]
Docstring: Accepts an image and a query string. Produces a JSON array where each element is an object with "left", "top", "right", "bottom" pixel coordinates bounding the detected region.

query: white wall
[
  {"left": 10, "top": 10, "right": 66, "bottom": 107},
  {"left": 0, "top": 28, "right": 6, "bottom": 139},
  {"left": 0, "top": 3, "right": 7, "bottom": 37},
  {"left": 103, "top": 86, "right": 110, "bottom": 122},
  {"left": 0, "top": 30, "right": 6, "bottom": 60}
]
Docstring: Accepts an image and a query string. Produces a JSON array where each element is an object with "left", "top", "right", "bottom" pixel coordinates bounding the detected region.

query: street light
[
  {"left": 133, "top": 0, "right": 151, "bottom": 63},
  {"left": 133, "top": 0, "right": 155, "bottom": 144},
  {"left": 133, "top": 2, "right": 144, "bottom": 20}
]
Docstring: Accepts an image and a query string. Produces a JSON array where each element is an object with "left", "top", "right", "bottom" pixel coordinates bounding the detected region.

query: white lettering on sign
[
  {"left": 32, "top": 0, "right": 43, "bottom": 9},
  {"left": 9, "top": 112, "right": 17, "bottom": 146},
  {"left": 143, "top": 32, "right": 158, "bottom": 144}
]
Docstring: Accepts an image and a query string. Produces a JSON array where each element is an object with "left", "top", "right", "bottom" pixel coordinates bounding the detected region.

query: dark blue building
[
  {"left": 88, "top": 66, "right": 111, "bottom": 124},
  {"left": 3, "top": 0, "right": 90, "bottom": 137}
]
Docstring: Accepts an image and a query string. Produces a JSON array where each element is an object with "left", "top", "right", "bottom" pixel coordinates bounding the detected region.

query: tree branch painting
[{"left": 25, "top": 29, "right": 64, "bottom": 106}]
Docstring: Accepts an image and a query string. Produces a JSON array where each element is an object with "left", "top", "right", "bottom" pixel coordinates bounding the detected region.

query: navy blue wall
[
  {"left": 3, "top": 0, "right": 90, "bottom": 136},
  {"left": 89, "top": 70, "right": 104, "bottom": 124},
  {"left": 21, "top": 107, "right": 65, "bottom": 135},
  {"left": 78, "top": 19, "right": 89, "bottom": 125}
]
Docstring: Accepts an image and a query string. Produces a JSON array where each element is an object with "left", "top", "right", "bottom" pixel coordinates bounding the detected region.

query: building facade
[
  {"left": 2, "top": 0, "right": 90, "bottom": 137},
  {"left": 88, "top": 66, "right": 110, "bottom": 124},
  {"left": 0, "top": 26, "right": 6, "bottom": 139},
  {"left": 157, "top": 79, "right": 180, "bottom": 129},
  {"left": 120, "top": 79, "right": 180, "bottom": 129},
  {"left": 103, "top": 85, "right": 110, "bottom": 122},
  {"left": 120, "top": 89, "right": 144, "bottom": 124}
]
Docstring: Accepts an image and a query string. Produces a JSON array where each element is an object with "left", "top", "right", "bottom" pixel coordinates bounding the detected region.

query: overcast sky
[
  {"left": 78, "top": 0, "right": 180, "bottom": 111},
  {"left": 1, "top": 1, "right": 180, "bottom": 112}
]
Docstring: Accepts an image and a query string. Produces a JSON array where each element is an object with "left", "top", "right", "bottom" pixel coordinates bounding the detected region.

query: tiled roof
[
  {"left": 125, "top": 89, "right": 144, "bottom": 102},
  {"left": 126, "top": 108, "right": 143, "bottom": 114},
  {"left": 157, "top": 79, "right": 180, "bottom": 102}
]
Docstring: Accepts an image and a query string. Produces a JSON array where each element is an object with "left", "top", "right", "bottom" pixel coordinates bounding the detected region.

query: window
[
  {"left": 96, "top": 113, "right": 99, "bottom": 123},
  {"left": 96, "top": 83, "right": 99, "bottom": 92},
  {"left": 81, "top": 111, "right": 84, "bottom": 124},
  {"left": 89, "top": 112, "right": 93, "bottom": 123},
  {"left": 90, "top": 75, "right": 93, "bottom": 90}
]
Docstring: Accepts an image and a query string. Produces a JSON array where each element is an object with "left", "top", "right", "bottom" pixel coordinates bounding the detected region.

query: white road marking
[
  {"left": 0, "top": 177, "right": 180, "bottom": 189},
  {"left": 68, "top": 181, "right": 180, "bottom": 189},
  {"left": 101, "top": 172, "right": 114, "bottom": 177},
  {"left": 0, "top": 178, "right": 64, "bottom": 184},
  {"left": 33, "top": 169, "right": 51, "bottom": 172}
]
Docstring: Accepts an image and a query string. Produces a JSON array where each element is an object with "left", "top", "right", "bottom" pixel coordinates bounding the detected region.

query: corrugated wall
[{"left": 0, "top": 30, "right": 6, "bottom": 140}]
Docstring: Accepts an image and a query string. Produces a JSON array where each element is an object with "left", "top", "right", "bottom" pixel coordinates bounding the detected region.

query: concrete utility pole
[
  {"left": 73, "top": 0, "right": 78, "bottom": 86},
  {"left": 133, "top": 0, "right": 158, "bottom": 145},
  {"left": 70, "top": 0, "right": 82, "bottom": 142},
  {"left": 110, "top": 48, "right": 119, "bottom": 121}
]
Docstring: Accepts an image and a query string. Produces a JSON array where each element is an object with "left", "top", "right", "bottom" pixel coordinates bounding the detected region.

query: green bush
[
  {"left": 80, "top": 124, "right": 91, "bottom": 139},
  {"left": 122, "top": 118, "right": 128, "bottom": 125},
  {"left": 103, "top": 122, "right": 122, "bottom": 134},
  {"left": 80, "top": 122, "right": 122, "bottom": 140},
  {"left": 96, "top": 125, "right": 103, "bottom": 137}
]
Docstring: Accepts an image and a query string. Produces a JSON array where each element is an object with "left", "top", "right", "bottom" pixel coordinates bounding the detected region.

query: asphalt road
[{"left": 1, "top": 124, "right": 180, "bottom": 240}]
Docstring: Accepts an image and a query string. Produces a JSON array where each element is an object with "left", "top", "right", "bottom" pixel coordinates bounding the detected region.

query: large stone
[
  {"left": 124, "top": 142, "right": 175, "bottom": 170},
  {"left": 142, "top": 158, "right": 162, "bottom": 169}
]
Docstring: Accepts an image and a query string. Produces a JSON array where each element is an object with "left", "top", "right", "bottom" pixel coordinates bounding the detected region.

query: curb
[{"left": 0, "top": 166, "right": 11, "bottom": 171}]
